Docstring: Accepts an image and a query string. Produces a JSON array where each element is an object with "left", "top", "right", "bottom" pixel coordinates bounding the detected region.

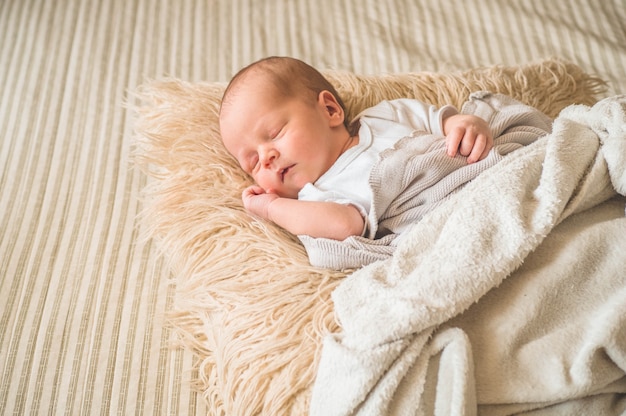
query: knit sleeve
[{"left": 298, "top": 234, "right": 396, "bottom": 269}]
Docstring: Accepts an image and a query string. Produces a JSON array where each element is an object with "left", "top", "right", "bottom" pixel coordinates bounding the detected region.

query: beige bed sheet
[{"left": 1, "top": 0, "right": 624, "bottom": 414}]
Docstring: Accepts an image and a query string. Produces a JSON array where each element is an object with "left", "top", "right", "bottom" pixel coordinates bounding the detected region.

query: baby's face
[{"left": 220, "top": 83, "right": 344, "bottom": 198}]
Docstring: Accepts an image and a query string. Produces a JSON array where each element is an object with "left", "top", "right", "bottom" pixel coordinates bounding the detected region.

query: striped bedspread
[{"left": 1, "top": 0, "right": 624, "bottom": 414}]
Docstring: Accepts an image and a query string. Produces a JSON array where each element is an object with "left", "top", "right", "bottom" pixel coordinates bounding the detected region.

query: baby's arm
[
  {"left": 242, "top": 185, "right": 364, "bottom": 240},
  {"left": 443, "top": 114, "right": 493, "bottom": 163}
]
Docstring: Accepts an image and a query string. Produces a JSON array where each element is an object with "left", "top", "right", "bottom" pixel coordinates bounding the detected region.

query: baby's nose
[{"left": 259, "top": 147, "right": 278, "bottom": 167}]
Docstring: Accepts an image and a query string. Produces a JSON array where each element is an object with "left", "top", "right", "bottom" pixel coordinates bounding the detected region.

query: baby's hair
[{"left": 220, "top": 56, "right": 349, "bottom": 128}]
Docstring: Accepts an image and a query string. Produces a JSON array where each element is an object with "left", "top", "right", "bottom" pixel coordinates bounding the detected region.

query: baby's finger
[
  {"left": 466, "top": 134, "right": 486, "bottom": 163},
  {"left": 243, "top": 185, "right": 263, "bottom": 197},
  {"left": 446, "top": 129, "right": 463, "bottom": 157},
  {"left": 459, "top": 133, "right": 476, "bottom": 157}
]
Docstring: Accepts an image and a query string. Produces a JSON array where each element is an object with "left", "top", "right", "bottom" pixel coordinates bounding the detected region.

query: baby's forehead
[{"left": 219, "top": 78, "right": 273, "bottom": 143}]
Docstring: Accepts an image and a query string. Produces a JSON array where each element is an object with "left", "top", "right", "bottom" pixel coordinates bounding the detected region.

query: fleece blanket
[{"left": 310, "top": 95, "right": 626, "bottom": 415}]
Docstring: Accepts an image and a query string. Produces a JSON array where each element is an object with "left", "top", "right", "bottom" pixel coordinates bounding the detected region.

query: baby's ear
[{"left": 318, "top": 90, "right": 345, "bottom": 126}]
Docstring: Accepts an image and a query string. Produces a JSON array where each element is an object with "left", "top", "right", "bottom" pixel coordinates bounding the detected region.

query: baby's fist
[{"left": 242, "top": 185, "right": 279, "bottom": 220}]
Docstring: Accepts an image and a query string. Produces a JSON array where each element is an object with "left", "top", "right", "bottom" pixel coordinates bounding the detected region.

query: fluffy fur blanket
[{"left": 310, "top": 96, "right": 626, "bottom": 415}]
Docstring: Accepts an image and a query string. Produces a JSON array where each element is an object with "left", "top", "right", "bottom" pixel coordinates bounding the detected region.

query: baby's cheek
[{"left": 254, "top": 173, "right": 274, "bottom": 193}]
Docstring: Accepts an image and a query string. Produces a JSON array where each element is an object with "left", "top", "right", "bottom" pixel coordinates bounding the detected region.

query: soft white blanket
[{"left": 310, "top": 95, "right": 626, "bottom": 415}]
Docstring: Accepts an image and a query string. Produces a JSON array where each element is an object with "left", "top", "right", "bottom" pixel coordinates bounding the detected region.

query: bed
[{"left": 2, "top": 0, "right": 625, "bottom": 415}]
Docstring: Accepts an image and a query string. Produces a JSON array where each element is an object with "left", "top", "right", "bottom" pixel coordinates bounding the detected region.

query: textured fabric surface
[{"left": 1, "top": 0, "right": 625, "bottom": 414}]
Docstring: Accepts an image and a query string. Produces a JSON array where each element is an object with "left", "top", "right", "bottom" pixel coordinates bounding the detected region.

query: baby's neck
[{"left": 339, "top": 133, "right": 359, "bottom": 156}]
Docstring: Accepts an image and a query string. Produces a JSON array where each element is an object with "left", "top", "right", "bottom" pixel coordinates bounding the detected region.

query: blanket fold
[{"left": 310, "top": 95, "right": 626, "bottom": 415}]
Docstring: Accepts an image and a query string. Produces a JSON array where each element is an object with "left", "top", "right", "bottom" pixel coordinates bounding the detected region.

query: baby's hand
[
  {"left": 242, "top": 185, "right": 279, "bottom": 220},
  {"left": 443, "top": 114, "right": 493, "bottom": 163}
]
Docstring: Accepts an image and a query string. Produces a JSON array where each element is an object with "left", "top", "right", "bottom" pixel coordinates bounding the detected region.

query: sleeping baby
[{"left": 219, "top": 56, "right": 553, "bottom": 268}]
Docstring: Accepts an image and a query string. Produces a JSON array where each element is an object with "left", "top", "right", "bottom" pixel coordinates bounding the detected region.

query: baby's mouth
[{"left": 280, "top": 165, "right": 294, "bottom": 182}]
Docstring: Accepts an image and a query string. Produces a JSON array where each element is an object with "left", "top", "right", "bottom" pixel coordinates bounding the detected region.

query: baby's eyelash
[{"left": 270, "top": 126, "right": 284, "bottom": 140}]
